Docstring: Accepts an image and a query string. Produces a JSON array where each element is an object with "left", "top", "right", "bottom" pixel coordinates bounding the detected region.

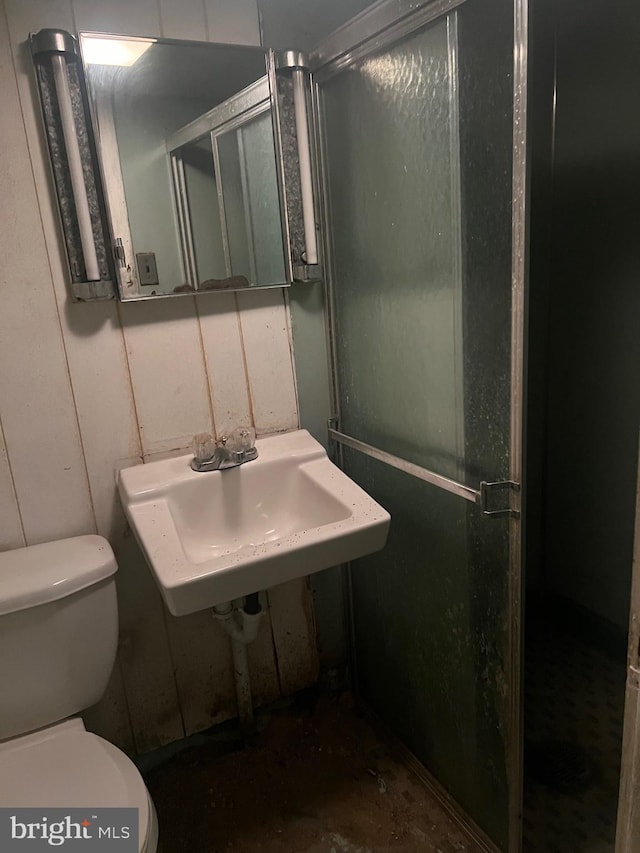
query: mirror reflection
[
  {"left": 81, "top": 34, "right": 288, "bottom": 299},
  {"left": 167, "top": 77, "right": 286, "bottom": 293}
]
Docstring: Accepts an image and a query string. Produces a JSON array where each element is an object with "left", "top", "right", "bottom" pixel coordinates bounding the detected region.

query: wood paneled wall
[{"left": 0, "top": 0, "right": 318, "bottom": 755}]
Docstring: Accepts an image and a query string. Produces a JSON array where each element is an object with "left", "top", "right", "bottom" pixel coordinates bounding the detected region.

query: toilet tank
[{"left": 0, "top": 535, "right": 118, "bottom": 741}]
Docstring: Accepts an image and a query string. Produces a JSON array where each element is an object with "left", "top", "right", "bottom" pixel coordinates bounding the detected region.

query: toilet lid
[{"left": 0, "top": 720, "right": 149, "bottom": 850}]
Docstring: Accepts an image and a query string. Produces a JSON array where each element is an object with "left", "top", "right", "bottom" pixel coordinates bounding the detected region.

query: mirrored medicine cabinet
[{"left": 29, "top": 29, "right": 321, "bottom": 301}]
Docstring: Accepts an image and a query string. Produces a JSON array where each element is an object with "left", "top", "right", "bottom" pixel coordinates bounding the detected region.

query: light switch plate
[{"left": 136, "top": 252, "right": 159, "bottom": 286}]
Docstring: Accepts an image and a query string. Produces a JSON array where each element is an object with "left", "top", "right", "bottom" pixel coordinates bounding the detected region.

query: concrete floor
[{"left": 146, "top": 692, "right": 483, "bottom": 853}]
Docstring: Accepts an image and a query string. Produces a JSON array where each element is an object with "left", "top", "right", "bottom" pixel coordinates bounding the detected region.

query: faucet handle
[
  {"left": 193, "top": 432, "right": 216, "bottom": 462},
  {"left": 230, "top": 426, "right": 256, "bottom": 454}
]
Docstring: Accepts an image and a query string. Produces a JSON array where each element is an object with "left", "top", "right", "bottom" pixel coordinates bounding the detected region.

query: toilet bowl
[{"left": 0, "top": 536, "right": 158, "bottom": 853}]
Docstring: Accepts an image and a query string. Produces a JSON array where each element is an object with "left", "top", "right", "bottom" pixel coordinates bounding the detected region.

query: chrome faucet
[{"left": 191, "top": 427, "right": 258, "bottom": 472}]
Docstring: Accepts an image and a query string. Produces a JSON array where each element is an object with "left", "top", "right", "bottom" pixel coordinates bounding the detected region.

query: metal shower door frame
[
  {"left": 309, "top": 0, "right": 529, "bottom": 850},
  {"left": 615, "top": 443, "right": 640, "bottom": 853}
]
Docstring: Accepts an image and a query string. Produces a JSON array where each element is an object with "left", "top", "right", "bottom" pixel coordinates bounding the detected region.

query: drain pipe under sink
[{"left": 212, "top": 594, "right": 264, "bottom": 731}]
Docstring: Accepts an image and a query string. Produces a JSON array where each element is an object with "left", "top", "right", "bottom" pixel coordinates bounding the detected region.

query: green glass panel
[
  {"left": 323, "top": 16, "right": 463, "bottom": 482},
  {"left": 345, "top": 449, "right": 510, "bottom": 845},
  {"left": 321, "top": 1, "right": 516, "bottom": 847}
]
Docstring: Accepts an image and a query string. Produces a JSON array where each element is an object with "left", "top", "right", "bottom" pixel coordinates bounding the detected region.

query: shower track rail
[{"left": 328, "top": 427, "right": 519, "bottom": 519}]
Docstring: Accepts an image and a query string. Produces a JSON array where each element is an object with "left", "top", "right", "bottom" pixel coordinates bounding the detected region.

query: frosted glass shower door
[{"left": 314, "top": 0, "right": 525, "bottom": 849}]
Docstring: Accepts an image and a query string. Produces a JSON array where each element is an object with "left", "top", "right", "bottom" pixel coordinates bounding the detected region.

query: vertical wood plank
[
  {"left": 115, "top": 534, "right": 184, "bottom": 751},
  {"left": 164, "top": 611, "right": 236, "bottom": 736},
  {"left": 0, "top": 417, "right": 25, "bottom": 551},
  {"left": 268, "top": 578, "right": 320, "bottom": 695},
  {"left": 198, "top": 295, "right": 254, "bottom": 439},
  {"left": 119, "top": 299, "right": 214, "bottom": 457},
  {"left": 0, "top": 3, "right": 95, "bottom": 546},
  {"left": 203, "top": 0, "right": 261, "bottom": 45},
  {"left": 58, "top": 306, "right": 144, "bottom": 538},
  {"left": 83, "top": 659, "right": 135, "bottom": 754},
  {"left": 236, "top": 289, "right": 299, "bottom": 434}
]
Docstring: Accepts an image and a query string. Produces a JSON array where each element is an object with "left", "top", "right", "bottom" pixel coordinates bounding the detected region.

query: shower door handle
[
  {"left": 479, "top": 479, "right": 521, "bottom": 519},
  {"left": 328, "top": 427, "right": 520, "bottom": 519}
]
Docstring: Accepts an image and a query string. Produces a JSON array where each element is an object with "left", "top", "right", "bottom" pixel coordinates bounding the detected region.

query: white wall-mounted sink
[{"left": 118, "top": 430, "right": 390, "bottom": 616}]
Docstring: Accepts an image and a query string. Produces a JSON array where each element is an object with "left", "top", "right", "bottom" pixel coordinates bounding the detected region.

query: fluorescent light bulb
[
  {"left": 82, "top": 36, "right": 155, "bottom": 67},
  {"left": 292, "top": 68, "right": 318, "bottom": 265}
]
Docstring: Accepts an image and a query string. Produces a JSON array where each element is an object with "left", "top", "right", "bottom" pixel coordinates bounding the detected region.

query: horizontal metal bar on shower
[{"left": 328, "top": 428, "right": 480, "bottom": 505}]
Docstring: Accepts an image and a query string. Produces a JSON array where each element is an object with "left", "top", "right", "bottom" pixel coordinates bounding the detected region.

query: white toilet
[{"left": 0, "top": 535, "right": 159, "bottom": 853}]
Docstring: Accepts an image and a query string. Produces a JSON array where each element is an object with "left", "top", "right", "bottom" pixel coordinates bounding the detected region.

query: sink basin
[{"left": 118, "top": 430, "right": 390, "bottom": 615}]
